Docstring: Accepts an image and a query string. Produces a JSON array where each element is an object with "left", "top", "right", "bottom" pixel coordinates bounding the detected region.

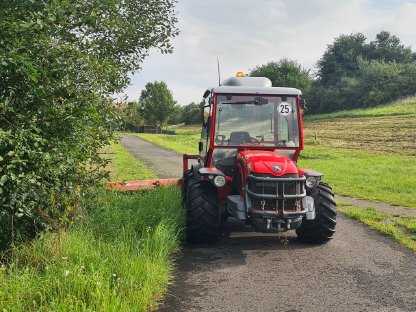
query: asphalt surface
[
  {"left": 120, "top": 135, "right": 416, "bottom": 312},
  {"left": 120, "top": 135, "right": 185, "bottom": 178}
]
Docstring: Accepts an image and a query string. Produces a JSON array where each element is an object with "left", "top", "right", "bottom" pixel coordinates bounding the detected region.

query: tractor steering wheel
[{"left": 250, "top": 137, "right": 260, "bottom": 144}]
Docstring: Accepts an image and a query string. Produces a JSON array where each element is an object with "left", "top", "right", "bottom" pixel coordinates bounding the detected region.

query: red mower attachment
[
  {"left": 107, "top": 155, "right": 199, "bottom": 192},
  {"left": 106, "top": 178, "right": 181, "bottom": 192}
]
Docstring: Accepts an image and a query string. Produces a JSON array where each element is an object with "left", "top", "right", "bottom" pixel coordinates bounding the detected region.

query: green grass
[
  {"left": 0, "top": 187, "right": 184, "bottom": 311},
  {"left": 298, "top": 146, "right": 416, "bottom": 208},
  {"left": 340, "top": 206, "right": 416, "bottom": 251},
  {"left": 304, "top": 96, "right": 416, "bottom": 121},
  {"left": 107, "top": 143, "right": 157, "bottom": 181}
]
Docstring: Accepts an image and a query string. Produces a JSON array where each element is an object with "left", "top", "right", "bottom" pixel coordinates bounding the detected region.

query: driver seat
[{"left": 229, "top": 131, "right": 251, "bottom": 145}]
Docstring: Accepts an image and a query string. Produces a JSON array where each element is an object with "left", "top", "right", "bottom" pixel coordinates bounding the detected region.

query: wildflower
[{"left": 64, "top": 270, "right": 70, "bottom": 277}]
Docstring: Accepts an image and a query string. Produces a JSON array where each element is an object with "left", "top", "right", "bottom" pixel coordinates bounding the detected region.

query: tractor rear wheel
[
  {"left": 296, "top": 182, "right": 337, "bottom": 244},
  {"left": 186, "top": 180, "right": 220, "bottom": 244}
]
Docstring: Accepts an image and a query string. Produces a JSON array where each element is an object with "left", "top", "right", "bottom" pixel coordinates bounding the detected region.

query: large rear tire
[
  {"left": 296, "top": 182, "right": 337, "bottom": 244},
  {"left": 186, "top": 180, "right": 220, "bottom": 244}
]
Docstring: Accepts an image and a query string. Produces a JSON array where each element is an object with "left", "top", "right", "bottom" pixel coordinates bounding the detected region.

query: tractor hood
[{"left": 238, "top": 150, "right": 298, "bottom": 177}]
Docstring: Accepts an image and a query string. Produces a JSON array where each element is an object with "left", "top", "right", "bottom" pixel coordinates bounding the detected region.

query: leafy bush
[{"left": 0, "top": 0, "right": 178, "bottom": 249}]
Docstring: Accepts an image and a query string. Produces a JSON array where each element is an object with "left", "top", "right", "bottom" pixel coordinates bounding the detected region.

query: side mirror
[
  {"left": 203, "top": 90, "right": 210, "bottom": 98},
  {"left": 199, "top": 141, "right": 203, "bottom": 152}
]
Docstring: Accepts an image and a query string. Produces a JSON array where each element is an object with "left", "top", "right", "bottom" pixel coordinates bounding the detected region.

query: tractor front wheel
[
  {"left": 182, "top": 169, "right": 193, "bottom": 203},
  {"left": 186, "top": 180, "right": 220, "bottom": 244},
  {"left": 296, "top": 182, "right": 337, "bottom": 244}
]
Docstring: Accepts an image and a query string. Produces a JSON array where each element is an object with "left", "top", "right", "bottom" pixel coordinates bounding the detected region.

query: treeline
[
  {"left": 251, "top": 31, "right": 416, "bottom": 114},
  {"left": 117, "top": 82, "right": 201, "bottom": 131}
]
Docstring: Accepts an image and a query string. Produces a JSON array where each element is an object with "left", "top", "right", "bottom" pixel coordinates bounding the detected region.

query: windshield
[{"left": 214, "top": 94, "right": 300, "bottom": 147}]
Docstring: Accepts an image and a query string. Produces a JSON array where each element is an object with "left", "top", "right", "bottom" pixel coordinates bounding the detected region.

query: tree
[
  {"left": 316, "top": 33, "right": 367, "bottom": 85},
  {"left": 309, "top": 31, "right": 416, "bottom": 113},
  {"left": 180, "top": 102, "right": 202, "bottom": 125},
  {"left": 140, "top": 81, "right": 177, "bottom": 127},
  {"left": 367, "top": 31, "right": 415, "bottom": 63},
  {"left": 120, "top": 101, "right": 144, "bottom": 132},
  {"left": 0, "top": 0, "right": 178, "bottom": 248},
  {"left": 249, "top": 58, "right": 312, "bottom": 93}
]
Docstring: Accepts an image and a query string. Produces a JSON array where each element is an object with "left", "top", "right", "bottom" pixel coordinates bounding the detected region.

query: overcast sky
[{"left": 121, "top": 0, "right": 416, "bottom": 105}]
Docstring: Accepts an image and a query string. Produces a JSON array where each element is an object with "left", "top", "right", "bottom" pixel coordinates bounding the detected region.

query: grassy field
[
  {"left": 339, "top": 202, "right": 416, "bottom": 251},
  {"left": 298, "top": 146, "right": 416, "bottom": 207},
  {"left": 304, "top": 96, "right": 416, "bottom": 121},
  {"left": 0, "top": 143, "right": 184, "bottom": 311}
]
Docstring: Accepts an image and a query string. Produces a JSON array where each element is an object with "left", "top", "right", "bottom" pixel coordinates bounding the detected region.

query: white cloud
[{"left": 124, "top": 0, "right": 416, "bottom": 105}]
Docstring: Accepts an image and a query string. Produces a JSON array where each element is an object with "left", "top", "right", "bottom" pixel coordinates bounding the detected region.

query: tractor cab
[
  {"left": 182, "top": 74, "right": 336, "bottom": 244},
  {"left": 201, "top": 78, "right": 303, "bottom": 165}
]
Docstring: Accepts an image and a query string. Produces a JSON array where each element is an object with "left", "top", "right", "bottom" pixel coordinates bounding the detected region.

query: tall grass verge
[
  {"left": 0, "top": 187, "right": 184, "bottom": 311},
  {"left": 1, "top": 143, "right": 183, "bottom": 310}
]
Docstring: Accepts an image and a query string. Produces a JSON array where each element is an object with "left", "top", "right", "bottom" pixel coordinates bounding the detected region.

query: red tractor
[{"left": 182, "top": 74, "right": 337, "bottom": 244}]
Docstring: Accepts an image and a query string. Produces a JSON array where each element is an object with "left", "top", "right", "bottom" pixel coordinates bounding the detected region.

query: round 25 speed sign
[{"left": 278, "top": 101, "right": 291, "bottom": 116}]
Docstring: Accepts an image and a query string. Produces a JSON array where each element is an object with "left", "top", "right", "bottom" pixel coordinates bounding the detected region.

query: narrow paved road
[{"left": 120, "top": 135, "right": 416, "bottom": 312}]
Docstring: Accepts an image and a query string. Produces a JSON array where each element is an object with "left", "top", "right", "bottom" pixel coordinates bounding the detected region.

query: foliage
[
  {"left": 0, "top": 186, "right": 184, "bottom": 311},
  {"left": 249, "top": 58, "right": 312, "bottom": 93},
  {"left": 309, "top": 31, "right": 416, "bottom": 113},
  {"left": 118, "top": 101, "right": 144, "bottom": 132},
  {"left": 140, "top": 81, "right": 177, "bottom": 127},
  {"left": 0, "top": 0, "right": 178, "bottom": 249},
  {"left": 316, "top": 33, "right": 368, "bottom": 85}
]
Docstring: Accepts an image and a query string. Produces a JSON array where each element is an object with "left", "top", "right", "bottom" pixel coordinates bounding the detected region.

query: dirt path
[{"left": 120, "top": 135, "right": 416, "bottom": 312}]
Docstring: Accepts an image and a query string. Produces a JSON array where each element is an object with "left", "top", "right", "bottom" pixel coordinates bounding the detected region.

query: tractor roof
[{"left": 209, "top": 76, "right": 301, "bottom": 96}]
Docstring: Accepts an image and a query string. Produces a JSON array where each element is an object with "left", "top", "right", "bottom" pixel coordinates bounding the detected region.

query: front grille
[{"left": 246, "top": 173, "right": 306, "bottom": 212}]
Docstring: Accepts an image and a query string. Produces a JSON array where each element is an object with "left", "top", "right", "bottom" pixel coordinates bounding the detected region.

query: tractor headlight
[
  {"left": 305, "top": 176, "right": 319, "bottom": 188},
  {"left": 213, "top": 175, "right": 226, "bottom": 187}
]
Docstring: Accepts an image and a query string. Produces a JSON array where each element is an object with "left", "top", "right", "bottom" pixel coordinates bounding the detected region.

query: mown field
[
  {"left": 0, "top": 143, "right": 183, "bottom": 311},
  {"left": 303, "top": 97, "right": 416, "bottom": 156}
]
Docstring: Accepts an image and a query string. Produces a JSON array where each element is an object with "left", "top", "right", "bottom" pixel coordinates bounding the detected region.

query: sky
[{"left": 121, "top": 0, "right": 416, "bottom": 105}]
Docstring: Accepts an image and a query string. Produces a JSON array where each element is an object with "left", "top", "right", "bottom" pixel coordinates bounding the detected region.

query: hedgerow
[{"left": 0, "top": 0, "right": 178, "bottom": 249}]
